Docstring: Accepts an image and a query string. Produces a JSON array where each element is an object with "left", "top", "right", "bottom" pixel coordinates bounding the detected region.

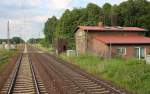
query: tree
[
  {"left": 55, "top": 3, "right": 102, "bottom": 48},
  {"left": 27, "top": 38, "right": 41, "bottom": 44},
  {"left": 44, "top": 16, "right": 58, "bottom": 47},
  {"left": 86, "top": 3, "right": 102, "bottom": 25},
  {"left": 102, "top": 3, "right": 112, "bottom": 26},
  {"left": 118, "top": 0, "right": 150, "bottom": 27},
  {"left": 11, "top": 37, "right": 24, "bottom": 44},
  {"left": 55, "top": 9, "right": 77, "bottom": 48},
  {"left": 0, "top": 37, "right": 24, "bottom": 44}
]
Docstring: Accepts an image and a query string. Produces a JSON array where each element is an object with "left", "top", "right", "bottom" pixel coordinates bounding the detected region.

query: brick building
[{"left": 75, "top": 24, "right": 150, "bottom": 59}]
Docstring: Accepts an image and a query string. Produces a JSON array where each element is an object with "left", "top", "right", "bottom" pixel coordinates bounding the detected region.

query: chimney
[{"left": 98, "top": 22, "right": 104, "bottom": 27}]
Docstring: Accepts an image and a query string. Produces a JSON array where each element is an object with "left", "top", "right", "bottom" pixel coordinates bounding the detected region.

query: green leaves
[
  {"left": 43, "top": 0, "right": 150, "bottom": 48},
  {"left": 55, "top": 3, "right": 102, "bottom": 48},
  {"left": 118, "top": 0, "right": 150, "bottom": 27},
  {"left": 44, "top": 16, "right": 58, "bottom": 44}
]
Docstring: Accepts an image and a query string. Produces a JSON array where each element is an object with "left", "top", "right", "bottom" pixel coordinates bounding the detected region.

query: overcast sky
[{"left": 0, "top": 0, "right": 128, "bottom": 41}]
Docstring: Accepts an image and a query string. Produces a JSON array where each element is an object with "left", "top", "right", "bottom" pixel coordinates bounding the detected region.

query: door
[
  {"left": 140, "top": 47, "right": 145, "bottom": 59},
  {"left": 135, "top": 47, "right": 140, "bottom": 59},
  {"left": 134, "top": 47, "right": 146, "bottom": 59}
]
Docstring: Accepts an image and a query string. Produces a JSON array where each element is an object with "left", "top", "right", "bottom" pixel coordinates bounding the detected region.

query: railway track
[
  {"left": 29, "top": 46, "right": 130, "bottom": 94},
  {"left": 1, "top": 46, "right": 47, "bottom": 94}
]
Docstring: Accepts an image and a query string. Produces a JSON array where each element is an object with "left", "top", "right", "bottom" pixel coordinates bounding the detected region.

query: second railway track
[{"left": 29, "top": 46, "right": 130, "bottom": 94}]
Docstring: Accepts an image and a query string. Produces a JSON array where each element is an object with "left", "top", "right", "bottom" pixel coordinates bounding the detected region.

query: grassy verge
[
  {"left": 0, "top": 49, "right": 18, "bottom": 72},
  {"left": 0, "top": 59, "right": 10, "bottom": 73},
  {"left": 60, "top": 54, "right": 150, "bottom": 94}
]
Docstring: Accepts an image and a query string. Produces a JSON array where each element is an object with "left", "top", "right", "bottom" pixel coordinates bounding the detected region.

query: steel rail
[
  {"left": 28, "top": 54, "right": 41, "bottom": 94},
  {"left": 51, "top": 53, "right": 128, "bottom": 94},
  {"left": 6, "top": 53, "right": 41, "bottom": 94},
  {"left": 35, "top": 54, "right": 88, "bottom": 94},
  {"left": 6, "top": 53, "right": 23, "bottom": 94}
]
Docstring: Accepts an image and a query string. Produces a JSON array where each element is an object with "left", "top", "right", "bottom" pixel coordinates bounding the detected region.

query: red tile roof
[
  {"left": 95, "top": 36, "right": 150, "bottom": 44},
  {"left": 75, "top": 26, "right": 148, "bottom": 32}
]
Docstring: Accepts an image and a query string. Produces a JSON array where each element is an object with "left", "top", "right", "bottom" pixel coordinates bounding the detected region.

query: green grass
[
  {"left": 0, "top": 49, "right": 17, "bottom": 57},
  {"left": 0, "top": 59, "right": 10, "bottom": 73},
  {"left": 0, "top": 49, "right": 17, "bottom": 72},
  {"left": 60, "top": 54, "right": 150, "bottom": 94}
]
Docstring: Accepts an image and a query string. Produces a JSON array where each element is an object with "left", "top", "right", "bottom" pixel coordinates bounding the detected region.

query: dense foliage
[
  {"left": 44, "top": 0, "right": 150, "bottom": 48},
  {"left": 11, "top": 37, "right": 24, "bottom": 44},
  {"left": 44, "top": 16, "right": 58, "bottom": 47},
  {"left": 27, "top": 38, "right": 42, "bottom": 44}
]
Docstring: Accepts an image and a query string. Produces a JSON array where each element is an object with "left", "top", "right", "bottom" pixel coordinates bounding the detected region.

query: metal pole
[
  {"left": 7, "top": 20, "right": 10, "bottom": 50},
  {"left": 109, "top": 43, "right": 112, "bottom": 58},
  {"left": 86, "top": 30, "right": 88, "bottom": 53}
]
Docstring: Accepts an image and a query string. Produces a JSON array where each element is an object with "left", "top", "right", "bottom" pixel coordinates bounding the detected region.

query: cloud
[
  {"left": 33, "top": 15, "right": 49, "bottom": 23},
  {"left": 51, "top": 0, "right": 72, "bottom": 9},
  {"left": 0, "top": 0, "right": 43, "bottom": 10}
]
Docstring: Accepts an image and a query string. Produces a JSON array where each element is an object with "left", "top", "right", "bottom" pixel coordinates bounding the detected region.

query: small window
[{"left": 117, "top": 47, "right": 126, "bottom": 56}]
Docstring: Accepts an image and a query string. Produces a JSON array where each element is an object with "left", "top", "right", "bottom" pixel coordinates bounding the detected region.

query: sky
[{"left": 0, "top": 0, "right": 128, "bottom": 41}]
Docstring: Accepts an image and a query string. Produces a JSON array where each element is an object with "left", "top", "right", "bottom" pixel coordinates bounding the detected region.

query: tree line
[
  {"left": 43, "top": 0, "right": 150, "bottom": 48},
  {"left": 28, "top": 38, "right": 42, "bottom": 44},
  {"left": 0, "top": 37, "right": 24, "bottom": 44}
]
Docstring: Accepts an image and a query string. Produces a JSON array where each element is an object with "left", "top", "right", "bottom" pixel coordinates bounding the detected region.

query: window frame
[
  {"left": 134, "top": 47, "right": 146, "bottom": 59},
  {"left": 116, "top": 47, "right": 127, "bottom": 56}
]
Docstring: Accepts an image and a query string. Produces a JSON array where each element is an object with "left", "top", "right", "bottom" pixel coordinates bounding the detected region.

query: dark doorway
[{"left": 63, "top": 45, "right": 66, "bottom": 51}]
